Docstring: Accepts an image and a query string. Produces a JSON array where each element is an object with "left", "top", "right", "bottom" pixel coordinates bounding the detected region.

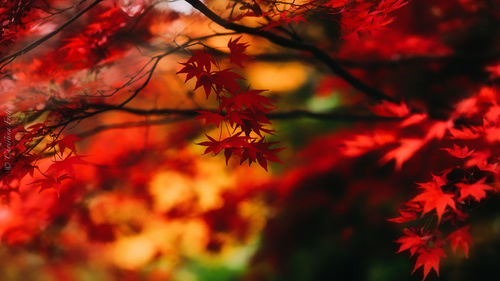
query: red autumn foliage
[{"left": 0, "top": 0, "right": 499, "bottom": 280}]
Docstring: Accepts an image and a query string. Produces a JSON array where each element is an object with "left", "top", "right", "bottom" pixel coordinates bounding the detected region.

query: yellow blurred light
[
  {"left": 110, "top": 235, "right": 156, "bottom": 270},
  {"left": 149, "top": 171, "right": 196, "bottom": 213},
  {"left": 246, "top": 62, "right": 308, "bottom": 92},
  {"left": 88, "top": 193, "right": 148, "bottom": 225},
  {"left": 177, "top": 219, "right": 210, "bottom": 257},
  {"left": 140, "top": 218, "right": 209, "bottom": 258},
  {"left": 149, "top": 156, "right": 238, "bottom": 213}
]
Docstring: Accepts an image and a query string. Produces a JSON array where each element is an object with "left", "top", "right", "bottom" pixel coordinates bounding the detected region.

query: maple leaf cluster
[
  {"left": 39, "top": 6, "right": 147, "bottom": 75},
  {"left": 178, "top": 37, "right": 283, "bottom": 171},
  {"left": 1, "top": 2, "right": 151, "bottom": 202},
  {"left": 230, "top": 0, "right": 407, "bottom": 37},
  {"left": 0, "top": 112, "right": 84, "bottom": 196},
  {"left": 0, "top": 1, "right": 151, "bottom": 205},
  {"left": 346, "top": 88, "right": 500, "bottom": 280}
]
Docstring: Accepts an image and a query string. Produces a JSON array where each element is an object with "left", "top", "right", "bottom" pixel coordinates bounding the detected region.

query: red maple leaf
[
  {"left": 447, "top": 226, "right": 472, "bottom": 257},
  {"left": 56, "top": 134, "right": 81, "bottom": 154},
  {"left": 226, "top": 110, "right": 252, "bottom": 128},
  {"left": 199, "top": 135, "right": 283, "bottom": 170},
  {"left": 177, "top": 62, "right": 199, "bottom": 82},
  {"left": 412, "top": 175, "right": 456, "bottom": 223},
  {"left": 441, "top": 144, "right": 474, "bottom": 158},
  {"left": 382, "top": 138, "right": 424, "bottom": 170},
  {"left": 239, "top": 114, "right": 274, "bottom": 137},
  {"left": 244, "top": 139, "right": 284, "bottom": 171},
  {"left": 465, "top": 152, "right": 499, "bottom": 174},
  {"left": 388, "top": 211, "right": 418, "bottom": 223},
  {"left": 2, "top": 155, "right": 37, "bottom": 184},
  {"left": 371, "top": 101, "right": 410, "bottom": 117},
  {"left": 196, "top": 111, "right": 225, "bottom": 127},
  {"left": 194, "top": 72, "right": 214, "bottom": 98},
  {"left": 197, "top": 133, "right": 251, "bottom": 155},
  {"left": 227, "top": 37, "right": 253, "bottom": 67},
  {"left": 260, "top": 9, "right": 308, "bottom": 31},
  {"left": 388, "top": 202, "right": 421, "bottom": 223},
  {"left": 186, "top": 50, "right": 216, "bottom": 72},
  {"left": 14, "top": 138, "right": 30, "bottom": 152},
  {"left": 395, "top": 228, "right": 428, "bottom": 256},
  {"left": 212, "top": 68, "right": 244, "bottom": 94},
  {"left": 456, "top": 178, "right": 493, "bottom": 202},
  {"left": 225, "top": 109, "right": 273, "bottom": 137},
  {"left": 278, "top": 11, "right": 307, "bottom": 25},
  {"left": 448, "top": 127, "right": 481, "bottom": 139},
  {"left": 46, "top": 155, "right": 87, "bottom": 179},
  {"left": 221, "top": 89, "right": 274, "bottom": 113},
  {"left": 31, "top": 174, "right": 72, "bottom": 196},
  {"left": 412, "top": 247, "right": 446, "bottom": 280}
]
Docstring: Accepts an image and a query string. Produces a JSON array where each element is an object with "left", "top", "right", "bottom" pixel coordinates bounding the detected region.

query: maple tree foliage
[
  {"left": 0, "top": 0, "right": 499, "bottom": 280},
  {"left": 178, "top": 39, "right": 282, "bottom": 170}
]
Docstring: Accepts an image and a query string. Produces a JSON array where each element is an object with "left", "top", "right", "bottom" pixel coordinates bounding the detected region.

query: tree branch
[
  {"left": 77, "top": 117, "right": 190, "bottom": 138},
  {"left": 183, "top": 0, "right": 399, "bottom": 103},
  {"left": 46, "top": 32, "right": 238, "bottom": 129},
  {"left": 85, "top": 103, "right": 401, "bottom": 121},
  {"left": 186, "top": 47, "right": 500, "bottom": 69},
  {"left": 74, "top": 104, "right": 400, "bottom": 138}
]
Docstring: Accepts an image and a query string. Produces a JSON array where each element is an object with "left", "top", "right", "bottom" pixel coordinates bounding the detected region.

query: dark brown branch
[
  {"left": 74, "top": 104, "right": 400, "bottom": 138},
  {"left": 85, "top": 103, "right": 401, "bottom": 121},
  {"left": 77, "top": 117, "right": 190, "bottom": 138},
  {"left": 0, "top": 0, "right": 103, "bottom": 69},
  {"left": 187, "top": 47, "right": 500, "bottom": 69},
  {"left": 183, "top": 0, "right": 399, "bottom": 103}
]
